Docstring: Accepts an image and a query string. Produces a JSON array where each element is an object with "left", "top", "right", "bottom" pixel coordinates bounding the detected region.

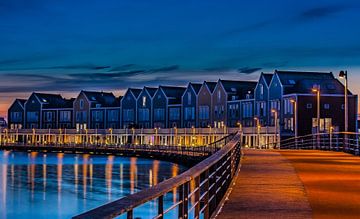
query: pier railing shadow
[{"left": 72, "top": 132, "right": 242, "bottom": 219}]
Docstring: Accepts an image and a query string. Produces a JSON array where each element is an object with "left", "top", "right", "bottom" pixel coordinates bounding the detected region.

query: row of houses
[{"left": 7, "top": 70, "right": 358, "bottom": 139}]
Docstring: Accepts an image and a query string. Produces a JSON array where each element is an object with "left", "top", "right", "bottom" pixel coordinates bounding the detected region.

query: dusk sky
[{"left": 1, "top": 0, "right": 360, "bottom": 118}]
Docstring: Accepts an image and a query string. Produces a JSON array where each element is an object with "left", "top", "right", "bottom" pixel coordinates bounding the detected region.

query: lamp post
[
  {"left": 271, "top": 109, "right": 278, "bottom": 148},
  {"left": 109, "top": 128, "right": 113, "bottom": 145},
  {"left": 290, "top": 99, "right": 298, "bottom": 148},
  {"left": 174, "top": 127, "right": 178, "bottom": 145},
  {"left": 339, "top": 70, "right": 348, "bottom": 133},
  {"left": 254, "top": 117, "right": 259, "bottom": 148},
  {"left": 312, "top": 85, "right": 321, "bottom": 149},
  {"left": 207, "top": 125, "right": 212, "bottom": 144}
]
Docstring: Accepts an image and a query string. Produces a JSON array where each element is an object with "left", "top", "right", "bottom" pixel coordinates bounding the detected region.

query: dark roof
[
  {"left": 16, "top": 99, "right": 26, "bottom": 107},
  {"left": 275, "top": 70, "right": 334, "bottom": 86},
  {"left": 129, "top": 88, "right": 142, "bottom": 98},
  {"left": 63, "top": 98, "right": 75, "bottom": 108},
  {"left": 204, "top": 81, "right": 217, "bottom": 93},
  {"left": 189, "top": 83, "right": 202, "bottom": 94},
  {"left": 160, "top": 86, "right": 186, "bottom": 104},
  {"left": 274, "top": 70, "right": 350, "bottom": 94},
  {"left": 262, "top": 73, "right": 273, "bottom": 86},
  {"left": 82, "top": 91, "right": 118, "bottom": 107},
  {"left": 33, "top": 93, "right": 68, "bottom": 109},
  {"left": 219, "top": 80, "right": 257, "bottom": 101},
  {"left": 144, "top": 87, "right": 158, "bottom": 97}
]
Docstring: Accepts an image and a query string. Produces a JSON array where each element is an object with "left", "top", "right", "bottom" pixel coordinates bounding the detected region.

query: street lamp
[
  {"left": 290, "top": 99, "right": 297, "bottom": 138},
  {"left": 339, "top": 70, "right": 348, "bottom": 133},
  {"left": 312, "top": 85, "right": 321, "bottom": 149},
  {"left": 271, "top": 109, "right": 278, "bottom": 148},
  {"left": 236, "top": 122, "right": 242, "bottom": 133}
]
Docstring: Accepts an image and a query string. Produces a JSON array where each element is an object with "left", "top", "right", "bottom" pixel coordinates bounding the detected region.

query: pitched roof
[
  {"left": 144, "top": 87, "right": 158, "bottom": 97},
  {"left": 204, "top": 81, "right": 217, "bottom": 93},
  {"left": 160, "top": 86, "right": 186, "bottom": 104},
  {"left": 262, "top": 73, "right": 273, "bottom": 86},
  {"left": 33, "top": 93, "right": 68, "bottom": 109},
  {"left": 274, "top": 70, "right": 350, "bottom": 94},
  {"left": 219, "top": 80, "right": 257, "bottom": 101},
  {"left": 82, "top": 91, "right": 118, "bottom": 107},
  {"left": 129, "top": 88, "right": 142, "bottom": 98},
  {"left": 189, "top": 83, "right": 202, "bottom": 94},
  {"left": 16, "top": 99, "right": 26, "bottom": 107},
  {"left": 275, "top": 70, "right": 334, "bottom": 86}
]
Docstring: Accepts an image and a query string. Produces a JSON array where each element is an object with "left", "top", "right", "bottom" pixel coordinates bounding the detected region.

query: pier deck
[{"left": 218, "top": 149, "right": 360, "bottom": 219}]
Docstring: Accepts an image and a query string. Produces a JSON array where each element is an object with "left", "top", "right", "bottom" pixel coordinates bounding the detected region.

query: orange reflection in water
[
  {"left": 43, "top": 155, "right": 47, "bottom": 200},
  {"left": 130, "top": 157, "right": 137, "bottom": 193},
  {"left": 105, "top": 155, "right": 114, "bottom": 200},
  {"left": 30, "top": 152, "right": 38, "bottom": 199},
  {"left": 119, "top": 164, "right": 123, "bottom": 193},
  {"left": 83, "top": 154, "right": 89, "bottom": 199},
  {"left": 152, "top": 160, "right": 159, "bottom": 186},
  {"left": 74, "top": 157, "right": 79, "bottom": 195},
  {"left": 57, "top": 153, "right": 64, "bottom": 205},
  {"left": 172, "top": 164, "right": 179, "bottom": 203}
]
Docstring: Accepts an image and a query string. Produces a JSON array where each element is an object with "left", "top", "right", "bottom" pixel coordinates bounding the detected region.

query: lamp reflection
[
  {"left": 83, "top": 154, "right": 89, "bottom": 199},
  {"left": 74, "top": 156, "right": 79, "bottom": 195},
  {"left": 130, "top": 157, "right": 137, "bottom": 193},
  {"left": 172, "top": 164, "right": 179, "bottom": 203},
  {"left": 105, "top": 155, "right": 114, "bottom": 200},
  {"left": 30, "top": 152, "right": 37, "bottom": 199},
  {"left": 57, "top": 153, "right": 63, "bottom": 205},
  {"left": 152, "top": 160, "right": 159, "bottom": 186},
  {"left": 43, "top": 154, "right": 47, "bottom": 200}
]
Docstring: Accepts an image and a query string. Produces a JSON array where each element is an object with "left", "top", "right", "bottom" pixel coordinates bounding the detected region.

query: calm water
[{"left": 0, "top": 150, "right": 187, "bottom": 219}]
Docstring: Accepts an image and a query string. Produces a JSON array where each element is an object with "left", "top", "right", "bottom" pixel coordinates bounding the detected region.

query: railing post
[
  {"left": 194, "top": 176, "right": 200, "bottom": 218},
  {"left": 178, "top": 184, "right": 184, "bottom": 219},
  {"left": 127, "top": 210, "right": 133, "bottom": 219},
  {"left": 203, "top": 170, "right": 210, "bottom": 219},
  {"left": 183, "top": 181, "right": 189, "bottom": 219},
  {"left": 158, "top": 195, "right": 164, "bottom": 219}
]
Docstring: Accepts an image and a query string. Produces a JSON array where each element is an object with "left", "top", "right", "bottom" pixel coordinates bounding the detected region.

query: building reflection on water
[{"left": 0, "top": 150, "right": 187, "bottom": 218}]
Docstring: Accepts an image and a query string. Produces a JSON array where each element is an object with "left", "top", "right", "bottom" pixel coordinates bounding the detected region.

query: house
[
  {"left": 25, "top": 92, "right": 68, "bottom": 129},
  {"left": 269, "top": 70, "right": 358, "bottom": 139},
  {"left": 212, "top": 79, "right": 257, "bottom": 128},
  {"left": 153, "top": 86, "right": 186, "bottom": 128},
  {"left": 57, "top": 98, "right": 74, "bottom": 129},
  {"left": 74, "top": 91, "right": 119, "bottom": 130},
  {"left": 182, "top": 83, "right": 202, "bottom": 128},
  {"left": 137, "top": 87, "right": 157, "bottom": 129},
  {"left": 121, "top": 88, "right": 142, "bottom": 128},
  {"left": 254, "top": 73, "right": 273, "bottom": 126},
  {"left": 0, "top": 117, "right": 7, "bottom": 128},
  {"left": 8, "top": 99, "right": 26, "bottom": 129},
  {"left": 197, "top": 81, "right": 217, "bottom": 128}
]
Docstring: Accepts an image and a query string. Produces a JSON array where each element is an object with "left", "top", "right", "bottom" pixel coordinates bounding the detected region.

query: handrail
[
  {"left": 260, "top": 132, "right": 360, "bottom": 156},
  {"left": 73, "top": 132, "right": 242, "bottom": 219}
]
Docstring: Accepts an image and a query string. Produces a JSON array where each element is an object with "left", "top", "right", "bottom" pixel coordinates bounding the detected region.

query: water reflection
[{"left": 0, "top": 151, "right": 187, "bottom": 219}]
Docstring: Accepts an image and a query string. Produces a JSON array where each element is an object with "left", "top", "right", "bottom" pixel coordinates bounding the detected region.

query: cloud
[
  {"left": 237, "top": 67, "right": 262, "bottom": 74},
  {"left": 299, "top": 5, "right": 349, "bottom": 20}
]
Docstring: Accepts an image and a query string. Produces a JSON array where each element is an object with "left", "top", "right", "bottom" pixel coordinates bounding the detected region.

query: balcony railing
[{"left": 72, "top": 132, "right": 242, "bottom": 219}]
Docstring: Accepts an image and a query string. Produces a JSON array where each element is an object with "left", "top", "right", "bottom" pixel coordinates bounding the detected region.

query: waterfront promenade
[{"left": 218, "top": 149, "right": 360, "bottom": 219}]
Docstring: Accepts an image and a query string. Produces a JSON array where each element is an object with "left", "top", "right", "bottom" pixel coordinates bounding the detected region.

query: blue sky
[{"left": 1, "top": 0, "right": 360, "bottom": 117}]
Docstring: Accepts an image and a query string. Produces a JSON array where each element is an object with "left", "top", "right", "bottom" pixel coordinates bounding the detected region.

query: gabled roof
[
  {"left": 82, "top": 90, "right": 118, "bottom": 107},
  {"left": 189, "top": 83, "right": 202, "bottom": 94},
  {"left": 129, "top": 88, "right": 142, "bottom": 98},
  {"left": 219, "top": 80, "right": 257, "bottom": 101},
  {"left": 144, "top": 87, "right": 158, "bottom": 97},
  {"left": 32, "top": 93, "right": 68, "bottom": 109},
  {"left": 274, "top": 70, "right": 350, "bottom": 94},
  {"left": 16, "top": 99, "right": 26, "bottom": 107},
  {"left": 160, "top": 86, "right": 186, "bottom": 104},
  {"left": 275, "top": 70, "right": 334, "bottom": 86},
  {"left": 204, "top": 81, "right": 217, "bottom": 93},
  {"left": 262, "top": 73, "right": 273, "bottom": 86}
]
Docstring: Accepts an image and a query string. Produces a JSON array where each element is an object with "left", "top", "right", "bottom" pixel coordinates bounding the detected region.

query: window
[
  {"left": 59, "top": 111, "right": 71, "bottom": 122},
  {"left": 169, "top": 108, "right": 180, "bottom": 120},
  {"left": 44, "top": 111, "right": 53, "bottom": 122},
  {"left": 187, "top": 92, "right": 191, "bottom": 105},
  {"left": 184, "top": 107, "right": 195, "bottom": 120},
  {"left": 154, "top": 108, "right": 165, "bottom": 120},
  {"left": 107, "top": 110, "right": 119, "bottom": 122},
  {"left": 307, "top": 103, "right": 312, "bottom": 109},
  {"left": 138, "top": 108, "right": 149, "bottom": 121},
  {"left": 142, "top": 96, "right": 147, "bottom": 107},
  {"left": 284, "top": 99, "right": 294, "bottom": 114},
  {"left": 259, "top": 84, "right": 264, "bottom": 98},
  {"left": 242, "top": 102, "right": 253, "bottom": 118},
  {"left": 80, "top": 99, "right": 84, "bottom": 109},
  {"left": 199, "top": 105, "right": 209, "bottom": 120},
  {"left": 288, "top": 79, "right": 296, "bottom": 85},
  {"left": 92, "top": 110, "right": 103, "bottom": 122},
  {"left": 217, "top": 90, "right": 221, "bottom": 101},
  {"left": 341, "top": 104, "right": 345, "bottom": 109},
  {"left": 123, "top": 109, "right": 134, "bottom": 122},
  {"left": 10, "top": 112, "right": 22, "bottom": 122},
  {"left": 26, "top": 112, "right": 39, "bottom": 122},
  {"left": 324, "top": 104, "right": 330, "bottom": 109}
]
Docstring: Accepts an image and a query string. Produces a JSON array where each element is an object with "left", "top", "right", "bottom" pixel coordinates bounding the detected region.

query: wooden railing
[{"left": 72, "top": 132, "right": 242, "bottom": 219}]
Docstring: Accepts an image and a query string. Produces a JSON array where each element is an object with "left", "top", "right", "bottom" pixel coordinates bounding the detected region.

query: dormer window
[
  {"left": 96, "top": 104, "right": 101, "bottom": 108},
  {"left": 259, "top": 84, "right": 264, "bottom": 97},
  {"left": 217, "top": 90, "right": 221, "bottom": 101},
  {"left": 288, "top": 80, "right": 296, "bottom": 85},
  {"left": 187, "top": 92, "right": 191, "bottom": 105}
]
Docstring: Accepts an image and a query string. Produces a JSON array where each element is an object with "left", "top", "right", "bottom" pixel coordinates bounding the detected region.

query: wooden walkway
[{"left": 217, "top": 149, "right": 360, "bottom": 219}]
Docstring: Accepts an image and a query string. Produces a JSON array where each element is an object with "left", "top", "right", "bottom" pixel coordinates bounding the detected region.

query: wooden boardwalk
[
  {"left": 217, "top": 149, "right": 311, "bottom": 219},
  {"left": 217, "top": 149, "right": 360, "bottom": 219}
]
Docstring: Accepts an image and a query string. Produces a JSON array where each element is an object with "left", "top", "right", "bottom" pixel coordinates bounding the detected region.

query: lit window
[{"left": 142, "top": 96, "right": 146, "bottom": 107}]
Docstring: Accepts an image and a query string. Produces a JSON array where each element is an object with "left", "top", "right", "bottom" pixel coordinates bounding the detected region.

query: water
[{"left": 0, "top": 150, "right": 187, "bottom": 219}]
